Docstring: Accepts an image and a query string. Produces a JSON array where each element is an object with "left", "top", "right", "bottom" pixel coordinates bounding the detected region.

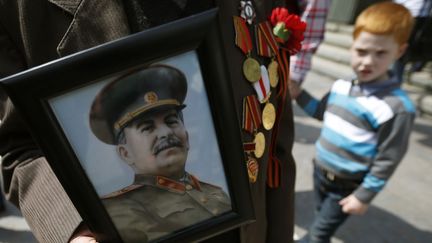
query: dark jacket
[{"left": 0, "top": 0, "right": 296, "bottom": 242}]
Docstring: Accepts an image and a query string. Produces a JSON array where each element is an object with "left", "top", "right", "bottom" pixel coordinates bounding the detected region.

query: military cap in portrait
[{"left": 89, "top": 64, "right": 187, "bottom": 145}]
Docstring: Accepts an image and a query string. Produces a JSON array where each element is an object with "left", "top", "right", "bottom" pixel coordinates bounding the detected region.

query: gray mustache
[{"left": 153, "top": 136, "right": 183, "bottom": 155}]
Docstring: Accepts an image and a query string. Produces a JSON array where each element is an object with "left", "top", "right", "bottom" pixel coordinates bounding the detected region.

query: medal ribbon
[
  {"left": 267, "top": 100, "right": 284, "bottom": 188},
  {"left": 233, "top": 16, "right": 253, "bottom": 55},
  {"left": 253, "top": 65, "right": 271, "bottom": 103},
  {"left": 264, "top": 26, "right": 291, "bottom": 188},
  {"left": 258, "top": 21, "right": 288, "bottom": 98},
  {"left": 246, "top": 95, "right": 262, "bottom": 129},
  {"left": 256, "top": 25, "right": 272, "bottom": 57},
  {"left": 258, "top": 21, "right": 279, "bottom": 56},
  {"left": 278, "top": 48, "right": 290, "bottom": 98},
  {"left": 267, "top": 49, "right": 290, "bottom": 188},
  {"left": 242, "top": 97, "right": 253, "bottom": 133},
  {"left": 242, "top": 95, "right": 262, "bottom": 134},
  {"left": 243, "top": 142, "right": 256, "bottom": 153}
]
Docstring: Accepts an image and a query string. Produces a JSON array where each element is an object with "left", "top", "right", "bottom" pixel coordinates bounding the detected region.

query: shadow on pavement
[
  {"left": 293, "top": 105, "right": 321, "bottom": 145},
  {"left": 0, "top": 202, "right": 21, "bottom": 217},
  {"left": 295, "top": 190, "right": 432, "bottom": 243},
  {"left": 293, "top": 103, "right": 309, "bottom": 118},
  {"left": 0, "top": 201, "right": 37, "bottom": 243},
  {"left": 294, "top": 121, "right": 321, "bottom": 144},
  {"left": 0, "top": 228, "right": 36, "bottom": 243}
]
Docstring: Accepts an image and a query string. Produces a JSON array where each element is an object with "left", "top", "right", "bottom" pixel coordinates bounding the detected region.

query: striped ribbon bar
[
  {"left": 255, "top": 25, "right": 272, "bottom": 57},
  {"left": 258, "top": 21, "right": 279, "bottom": 56},
  {"left": 233, "top": 16, "right": 253, "bottom": 55},
  {"left": 246, "top": 95, "right": 262, "bottom": 129},
  {"left": 242, "top": 97, "right": 253, "bottom": 134},
  {"left": 243, "top": 142, "right": 256, "bottom": 153},
  {"left": 242, "top": 95, "right": 262, "bottom": 134}
]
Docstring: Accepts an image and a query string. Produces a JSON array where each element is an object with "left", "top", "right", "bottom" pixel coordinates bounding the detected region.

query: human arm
[
  {"left": 352, "top": 112, "right": 415, "bottom": 204},
  {"left": 0, "top": 104, "right": 83, "bottom": 242},
  {"left": 0, "top": 19, "right": 83, "bottom": 243},
  {"left": 294, "top": 87, "right": 330, "bottom": 120},
  {"left": 290, "top": 0, "right": 331, "bottom": 84},
  {"left": 288, "top": 80, "right": 302, "bottom": 99}
]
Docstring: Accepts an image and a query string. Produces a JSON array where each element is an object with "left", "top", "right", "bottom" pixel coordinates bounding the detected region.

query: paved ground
[
  {"left": 0, "top": 201, "right": 35, "bottom": 243},
  {"left": 293, "top": 72, "right": 432, "bottom": 243},
  {"left": 0, "top": 71, "right": 431, "bottom": 243}
]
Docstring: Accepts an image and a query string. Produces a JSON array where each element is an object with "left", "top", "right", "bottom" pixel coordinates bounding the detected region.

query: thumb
[{"left": 339, "top": 197, "right": 348, "bottom": 206}]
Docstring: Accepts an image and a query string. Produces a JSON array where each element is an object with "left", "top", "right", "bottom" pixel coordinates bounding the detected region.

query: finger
[
  {"left": 339, "top": 198, "right": 347, "bottom": 205},
  {"left": 342, "top": 206, "right": 350, "bottom": 214},
  {"left": 346, "top": 208, "right": 357, "bottom": 214}
]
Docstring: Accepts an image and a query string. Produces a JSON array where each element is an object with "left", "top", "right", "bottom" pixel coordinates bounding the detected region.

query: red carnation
[{"left": 270, "top": 7, "right": 306, "bottom": 55}]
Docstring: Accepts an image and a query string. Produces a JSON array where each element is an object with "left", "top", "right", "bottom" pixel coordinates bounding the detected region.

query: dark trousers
[{"left": 307, "top": 165, "right": 360, "bottom": 243}]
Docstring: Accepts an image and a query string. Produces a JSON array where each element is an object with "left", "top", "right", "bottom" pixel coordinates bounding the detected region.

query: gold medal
[
  {"left": 254, "top": 132, "right": 265, "bottom": 158},
  {"left": 246, "top": 157, "right": 259, "bottom": 183},
  {"left": 243, "top": 57, "right": 261, "bottom": 82},
  {"left": 268, "top": 60, "right": 279, "bottom": 88},
  {"left": 262, "top": 102, "right": 276, "bottom": 130}
]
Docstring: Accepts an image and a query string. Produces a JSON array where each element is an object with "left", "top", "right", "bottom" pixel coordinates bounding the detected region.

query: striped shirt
[
  {"left": 296, "top": 77, "right": 416, "bottom": 203},
  {"left": 290, "top": 0, "right": 331, "bottom": 83}
]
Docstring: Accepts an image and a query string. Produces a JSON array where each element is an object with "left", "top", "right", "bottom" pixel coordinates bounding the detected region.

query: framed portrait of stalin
[
  {"left": 58, "top": 55, "right": 232, "bottom": 242},
  {"left": 0, "top": 10, "right": 254, "bottom": 243}
]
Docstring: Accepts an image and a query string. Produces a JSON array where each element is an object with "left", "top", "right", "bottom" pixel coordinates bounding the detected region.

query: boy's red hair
[{"left": 353, "top": 2, "right": 414, "bottom": 45}]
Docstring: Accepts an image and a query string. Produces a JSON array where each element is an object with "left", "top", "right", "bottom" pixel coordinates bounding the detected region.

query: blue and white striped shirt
[{"left": 296, "top": 77, "right": 416, "bottom": 202}]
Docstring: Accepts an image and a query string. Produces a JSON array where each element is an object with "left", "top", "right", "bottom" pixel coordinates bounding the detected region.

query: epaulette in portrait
[{"left": 101, "top": 184, "right": 144, "bottom": 199}]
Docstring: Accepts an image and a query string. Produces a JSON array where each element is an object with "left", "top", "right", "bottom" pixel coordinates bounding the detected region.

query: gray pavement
[
  {"left": 0, "top": 71, "right": 431, "bottom": 243},
  {"left": 293, "top": 72, "right": 432, "bottom": 243},
  {"left": 0, "top": 201, "right": 36, "bottom": 243}
]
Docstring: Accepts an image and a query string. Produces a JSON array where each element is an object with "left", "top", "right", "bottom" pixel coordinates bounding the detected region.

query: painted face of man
[
  {"left": 117, "top": 108, "right": 189, "bottom": 179},
  {"left": 350, "top": 31, "right": 407, "bottom": 83}
]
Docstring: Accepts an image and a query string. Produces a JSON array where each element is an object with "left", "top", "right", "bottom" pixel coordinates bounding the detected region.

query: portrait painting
[{"left": 48, "top": 51, "right": 231, "bottom": 242}]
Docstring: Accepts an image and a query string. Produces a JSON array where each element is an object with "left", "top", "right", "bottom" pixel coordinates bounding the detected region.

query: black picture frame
[{"left": 0, "top": 9, "right": 254, "bottom": 243}]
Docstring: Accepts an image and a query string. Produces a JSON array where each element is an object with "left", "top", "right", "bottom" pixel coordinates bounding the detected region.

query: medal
[
  {"left": 254, "top": 132, "right": 265, "bottom": 158},
  {"left": 233, "top": 16, "right": 261, "bottom": 83},
  {"left": 243, "top": 142, "right": 258, "bottom": 183},
  {"left": 257, "top": 21, "right": 281, "bottom": 90},
  {"left": 268, "top": 60, "right": 279, "bottom": 88},
  {"left": 240, "top": 0, "right": 256, "bottom": 25},
  {"left": 246, "top": 157, "right": 259, "bottom": 183},
  {"left": 243, "top": 57, "right": 261, "bottom": 82},
  {"left": 262, "top": 102, "right": 276, "bottom": 130}
]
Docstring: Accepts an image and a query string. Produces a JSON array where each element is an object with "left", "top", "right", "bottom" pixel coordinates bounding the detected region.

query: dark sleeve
[
  {"left": 0, "top": 18, "right": 82, "bottom": 243},
  {"left": 354, "top": 112, "right": 415, "bottom": 203},
  {"left": 295, "top": 89, "right": 330, "bottom": 120}
]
